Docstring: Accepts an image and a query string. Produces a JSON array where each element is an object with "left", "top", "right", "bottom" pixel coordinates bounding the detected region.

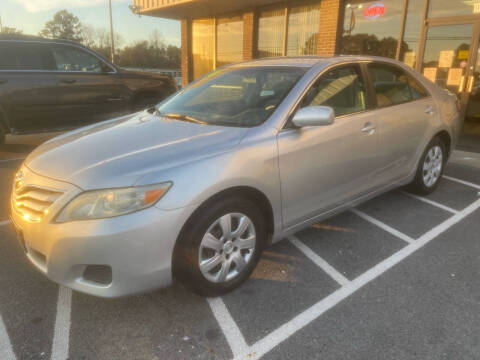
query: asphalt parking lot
[{"left": 1, "top": 144, "right": 480, "bottom": 360}]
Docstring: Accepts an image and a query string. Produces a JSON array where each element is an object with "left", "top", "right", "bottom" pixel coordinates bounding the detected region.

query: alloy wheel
[
  {"left": 422, "top": 145, "right": 443, "bottom": 188},
  {"left": 198, "top": 212, "right": 256, "bottom": 283}
]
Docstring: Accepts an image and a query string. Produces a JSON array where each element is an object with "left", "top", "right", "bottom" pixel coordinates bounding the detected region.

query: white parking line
[
  {"left": 0, "top": 314, "right": 16, "bottom": 360},
  {"left": 350, "top": 209, "right": 415, "bottom": 244},
  {"left": 443, "top": 175, "right": 480, "bottom": 190},
  {"left": 207, "top": 297, "right": 249, "bottom": 356},
  {"left": 51, "top": 286, "right": 72, "bottom": 360},
  {"left": 400, "top": 191, "right": 458, "bottom": 214},
  {"left": 288, "top": 235, "right": 350, "bottom": 287},
  {"left": 233, "top": 199, "right": 480, "bottom": 360},
  {"left": 0, "top": 220, "right": 11, "bottom": 227}
]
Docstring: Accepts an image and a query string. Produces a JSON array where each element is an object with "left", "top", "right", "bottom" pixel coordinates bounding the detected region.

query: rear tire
[
  {"left": 173, "top": 197, "right": 266, "bottom": 296},
  {"left": 407, "top": 137, "right": 446, "bottom": 195}
]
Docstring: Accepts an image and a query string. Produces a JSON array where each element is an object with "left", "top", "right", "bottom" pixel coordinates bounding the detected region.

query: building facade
[{"left": 133, "top": 0, "right": 480, "bottom": 150}]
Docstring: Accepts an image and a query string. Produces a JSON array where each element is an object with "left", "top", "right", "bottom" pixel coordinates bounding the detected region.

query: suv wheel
[
  {"left": 174, "top": 197, "right": 266, "bottom": 296},
  {"left": 408, "top": 137, "right": 446, "bottom": 195}
]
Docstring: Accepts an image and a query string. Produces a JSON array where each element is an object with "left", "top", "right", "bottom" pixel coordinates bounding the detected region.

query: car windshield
[{"left": 157, "top": 66, "right": 308, "bottom": 127}]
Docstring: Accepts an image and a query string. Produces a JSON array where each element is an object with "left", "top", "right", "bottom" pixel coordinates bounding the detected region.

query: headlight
[{"left": 55, "top": 182, "right": 172, "bottom": 223}]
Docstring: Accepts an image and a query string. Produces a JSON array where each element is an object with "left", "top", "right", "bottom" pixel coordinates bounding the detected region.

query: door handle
[
  {"left": 59, "top": 79, "right": 76, "bottom": 84},
  {"left": 361, "top": 122, "right": 376, "bottom": 135},
  {"left": 0, "top": 79, "right": 8, "bottom": 84},
  {"left": 107, "top": 97, "right": 124, "bottom": 102},
  {"left": 425, "top": 105, "right": 435, "bottom": 115}
]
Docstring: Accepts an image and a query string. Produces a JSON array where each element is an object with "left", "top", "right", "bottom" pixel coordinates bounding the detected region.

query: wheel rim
[
  {"left": 422, "top": 145, "right": 443, "bottom": 188},
  {"left": 199, "top": 212, "right": 256, "bottom": 283}
]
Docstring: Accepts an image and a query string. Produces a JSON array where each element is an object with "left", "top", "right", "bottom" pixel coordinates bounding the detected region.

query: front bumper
[{"left": 10, "top": 167, "right": 195, "bottom": 298}]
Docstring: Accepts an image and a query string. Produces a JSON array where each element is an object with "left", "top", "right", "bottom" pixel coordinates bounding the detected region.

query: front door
[
  {"left": 277, "top": 64, "right": 381, "bottom": 229},
  {"left": 421, "top": 21, "right": 480, "bottom": 151}
]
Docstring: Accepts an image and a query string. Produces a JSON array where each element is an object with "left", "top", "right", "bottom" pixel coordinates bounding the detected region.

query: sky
[{"left": 0, "top": 0, "right": 181, "bottom": 47}]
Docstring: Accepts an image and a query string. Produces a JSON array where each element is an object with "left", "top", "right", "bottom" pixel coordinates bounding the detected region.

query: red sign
[{"left": 363, "top": 3, "right": 386, "bottom": 19}]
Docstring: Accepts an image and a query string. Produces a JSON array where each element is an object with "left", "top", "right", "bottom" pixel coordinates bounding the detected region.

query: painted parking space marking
[
  {"left": 400, "top": 191, "right": 459, "bottom": 214},
  {"left": 0, "top": 220, "right": 11, "bottom": 227},
  {"left": 288, "top": 235, "right": 350, "bottom": 287},
  {"left": 0, "top": 314, "right": 16, "bottom": 360},
  {"left": 51, "top": 286, "right": 72, "bottom": 360},
  {"left": 443, "top": 175, "right": 480, "bottom": 191},
  {"left": 230, "top": 198, "right": 480, "bottom": 360},
  {"left": 207, "top": 297, "right": 249, "bottom": 355},
  {"left": 350, "top": 208, "right": 414, "bottom": 244}
]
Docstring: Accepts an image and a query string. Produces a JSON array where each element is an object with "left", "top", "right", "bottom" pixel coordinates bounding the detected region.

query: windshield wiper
[{"left": 159, "top": 112, "right": 206, "bottom": 125}]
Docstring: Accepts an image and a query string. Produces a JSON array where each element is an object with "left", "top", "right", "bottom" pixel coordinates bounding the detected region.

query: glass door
[
  {"left": 421, "top": 22, "right": 480, "bottom": 151},
  {"left": 464, "top": 29, "right": 480, "bottom": 151}
]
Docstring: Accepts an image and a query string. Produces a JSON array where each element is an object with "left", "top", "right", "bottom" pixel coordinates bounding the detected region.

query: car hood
[{"left": 25, "top": 112, "right": 249, "bottom": 190}]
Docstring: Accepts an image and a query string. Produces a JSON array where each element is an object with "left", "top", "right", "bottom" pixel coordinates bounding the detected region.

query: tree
[
  {"left": 1, "top": 26, "right": 22, "bottom": 35},
  {"left": 39, "top": 10, "right": 84, "bottom": 42}
]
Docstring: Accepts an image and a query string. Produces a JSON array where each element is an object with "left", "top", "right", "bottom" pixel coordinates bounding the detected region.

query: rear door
[
  {"left": 366, "top": 62, "right": 433, "bottom": 185},
  {"left": 0, "top": 41, "right": 59, "bottom": 132},
  {"left": 50, "top": 44, "right": 131, "bottom": 128},
  {"left": 277, "top": 64, "right": 383, "bottom": 228}
]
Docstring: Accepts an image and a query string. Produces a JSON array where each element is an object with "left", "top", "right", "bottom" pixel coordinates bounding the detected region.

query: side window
[
  {"left": 300, "top": 65, "right": 367, "bottom": 117},
  {"left": 52, "top": 45, "right": 104, "bottom": 73},
  {"left": 368, "top": 63, "right": 412, "bottom": 107},
  {"left": 408, "top": 75, "right": 428, "bottom": 100},
  {"left": 0, "top": 43, "right": 18, "bottom": 70},
  {"left": 0, "top": 43, "right": 55, "bottom": 71}
]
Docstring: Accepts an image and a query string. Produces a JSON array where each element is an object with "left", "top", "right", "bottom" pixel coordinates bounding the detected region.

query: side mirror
[{"left": 291, "top": 106, "right": 335, "bottom": 127}]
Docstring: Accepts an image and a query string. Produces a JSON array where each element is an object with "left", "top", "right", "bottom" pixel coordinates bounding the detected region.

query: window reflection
[
  {"left": 217, "top": 16, "right": 243, "bottom": 67},
  {"left": 400, "top": 0, "right": 424, "bottom": 68},
  {"left": 341, "top": 0, "right": 403, "bottom": 59},
  {"left": 428, "top": 0, "right": 478, "bottom": 18},
  {"left": 286, "top": 4, "right": 321, "bottom": 56},
  {"left": 257, "top": 8, "right": 285, "bottom": 58},
  {"left": 192, "top": 19, "right": 215, "bottom": 79}
]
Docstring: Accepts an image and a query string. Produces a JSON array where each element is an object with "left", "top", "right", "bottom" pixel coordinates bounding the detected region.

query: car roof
[
  {"left": 230, "top": 55, "right": 406, "bottom": 68},
  {"left": 0, "top": 34, "right": 83, "bottom": 47}
]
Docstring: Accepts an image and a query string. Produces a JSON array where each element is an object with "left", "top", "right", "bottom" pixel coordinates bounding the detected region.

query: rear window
[
  {"left": 0, "top": 42, "right": 55, "bottom": 71},
  {"left": 0, "top": 43, "right": 18, "bottom": 70}
]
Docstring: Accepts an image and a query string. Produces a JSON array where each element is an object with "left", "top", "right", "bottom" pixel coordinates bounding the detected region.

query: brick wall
[
  {"left": 243, "top": 11, "right": 255, "bottom": 61},
  {"left": 180, "top": 0, "right": 345, "bottom": 85},
  {"left": 180, "top": 18, "right": 191, "bottom": 87},
  {"left": 317, "top": 0, "right": 343, "bottom": 56}
]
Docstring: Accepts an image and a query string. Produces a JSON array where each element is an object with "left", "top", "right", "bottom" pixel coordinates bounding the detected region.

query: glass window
[
  {"left": 52, "top": 45, "right": 103, "bottom": 72},
  {"left": 421, "top": 24, "right": 472, "bottom": 94},
  {"left": 368, "top": 63, "right": 412, "bottom": 107},
  {"left": 408, "top": 76, "right": 428, "bottom": 100},
  {"left": 216, "top": 16, "right": 243, "bottom": 67},
  {"left": 428, "top": 0, "right": 477, "bottom": 18},
  {"left": 301, "top": 66, "right": 367, "bottom": 116},
  {"left": 1, "top": 43, "right": 55, "bottom": 71},
  {"left": 286, "top": 3, "right": 321, "bottom": 56},
  {"left": 192, "top": 19, "right": 215, "bottom": 79},
  {"left": 0, "top": 43, "right": 18, "bottom": 70},
  {"left": 341, "top": 0, "right": 403, "bottom": 58},
  {"left": 400, "top": 0, "right": 424, "bottom": 68},
  {"left": 257, "top": 8, "right": 285, "bottom": 58},
  {"left": 158, "top": 66, "right": 307, "bottom": 127}
]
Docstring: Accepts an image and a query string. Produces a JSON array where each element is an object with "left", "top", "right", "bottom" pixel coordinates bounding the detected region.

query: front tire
[
  {"left": 408, "top": 137, "right": 446, "bottom": 195},
  {"left": 173, "top": 197, "right": 266, "bottom": 296}
]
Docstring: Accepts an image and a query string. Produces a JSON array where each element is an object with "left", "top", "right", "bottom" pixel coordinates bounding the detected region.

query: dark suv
[{"left": 0, "top": 35, "right": 178, "bottom": 144}]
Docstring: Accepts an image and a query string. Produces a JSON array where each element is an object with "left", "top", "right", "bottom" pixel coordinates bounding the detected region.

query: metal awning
[{"left": 133, "top": 0, "right": 285, "bottom": 19}]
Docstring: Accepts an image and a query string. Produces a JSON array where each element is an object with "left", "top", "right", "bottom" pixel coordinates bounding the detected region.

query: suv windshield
[{"left": 157, "top": 66, "right": 307, "bottom": 127}]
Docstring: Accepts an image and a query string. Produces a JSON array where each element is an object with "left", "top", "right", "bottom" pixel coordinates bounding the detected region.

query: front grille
[{"left": 12, "top": 185, "right": 63, "bottom": 222}]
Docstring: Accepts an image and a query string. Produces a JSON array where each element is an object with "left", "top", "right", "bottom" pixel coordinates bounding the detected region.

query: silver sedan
[{"left": 10, "top": 56, "right": 461, "bottom": 297}]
